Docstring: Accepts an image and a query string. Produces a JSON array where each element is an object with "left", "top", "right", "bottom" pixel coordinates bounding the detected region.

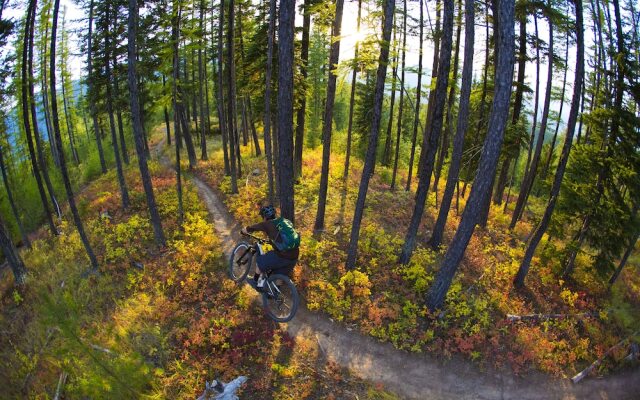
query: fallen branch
[
  {"left": 89, "top": 343, "right": 116, "bottom": 355},
  {"left": 53, "top": 372, "right": 68, "bottom": 400},
  {"left": 571, "top": 330, "right": 639, "bottom": 384},
  {"left": 196, "top": 376, "right": 248, "bottom": 400},
  {"left": 506, "top": 311, "right": 599, "bottom": 323}
]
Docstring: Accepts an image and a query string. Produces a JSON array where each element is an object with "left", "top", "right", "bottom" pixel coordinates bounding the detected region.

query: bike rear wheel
[
  {"left": 229, "top": 242, "right": 253, "bottom": 282},
  {"left": 262, "top": 274, "right": 299, "bottom": 322}
]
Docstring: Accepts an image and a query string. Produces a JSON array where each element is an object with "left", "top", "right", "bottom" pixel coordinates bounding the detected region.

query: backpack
[{"left": 272, "top": 217, "right": 300, "bottom": 251}]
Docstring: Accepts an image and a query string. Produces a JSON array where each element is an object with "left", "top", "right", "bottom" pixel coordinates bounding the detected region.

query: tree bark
[
  {"left": 382, "top": 21, "right": 398, "bottom": 168},
  {"left": 60, "top": 14, "right": 79, "bottom": 165},
  {"left": 22, "top": 0, "right": 57, "bottom": 236},
  {"left": 87, "top": 0, "right": 107, "bottom": 174},
  {"left": 111, "top": 17, "right": 129, "bottom": 165},
  {"left": 172, "top": 2, "right": 184, "bottom": 227},
  {"left": 343, "top": 0, "right": 363, "bottom": 182},
  {"left": 198, "top": 0, "right": 208, "bottom": 161},
  {"left": 51, "top": 0, "right": 99, "bottom": 269},
  {"left": 246, "top": 98, "right": 261, "bottom": 156},
  {"left": 494, "top": 9, "right": 527, "bottom": 205},
  {"left": 104, "top": 4, "right": 130, "bottom": 209},
  {"left": 28, "top": 0, "right": 60, "bottom": 221},
  {"left": 429, "top": 0, "right": 474, "bottom": 249},
  {"left": 398, "top": 0, "right": 454, "bottom": 264},
  {"left": 609, "top": 234, "right": 638, "bottom": 286},
  {"left": 514, "top": 10, "right": 584, "bottom": 287},
  {"left": 433, "top": 0, "right": 462, "bottom": 206},
  {"left": 0, "top": 215, "right": 27, "bottom": 285},
  {"left": 39, "top": 4, "right": 60, "bottom": 168},
  {"left": 278, "top": 0, "right": 296, "bottom": 222},
  {"left": 392, "top": 0, "right": 407, "bottom": 172},
  {"left": 426, "top": 0, "right": 514, "bottom": 311},
  {"left": 345, "top": 0, "right": 395, "bottom": 270},
  {"left": 538, "top": 33, "right": 569, "bottom": 191},
  {"left": 314, "top": 0, "right": 345, "bottom": 231},
  {"left": 128, "top": 0, "right": 166, "bottom": 247},
  {"left": 263, "top": 0, "right": 276, "bottom": 203},
  {"left": 162, "top": 75, "right": 171, "bottom": 146},
  {"left": 227, "top": 0, "right": 239, "bottom": 193},
  {"left": 406, "top": 0, "right": 437, "bottom": 192},
  {"left": 216, "top": 0, "right": 230, "bottom": 175},
  {"left": 294, "top": 0, "right": 310, "bottom": 179},
  {"left": 511, "top": 11, "right": 553, "bottom": 228},
  {"left": 0, "top": 145, "right": 30, "bottom": 248}
]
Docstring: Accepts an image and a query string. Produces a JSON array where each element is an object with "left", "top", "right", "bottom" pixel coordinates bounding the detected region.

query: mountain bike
[{"left": 229, "top": 231, "right": 299, "bottom": 323}]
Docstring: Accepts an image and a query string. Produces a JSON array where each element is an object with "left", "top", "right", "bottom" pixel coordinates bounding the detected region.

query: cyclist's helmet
[{"left": 259, "top": 205, "right": 276, "bottom": 220}]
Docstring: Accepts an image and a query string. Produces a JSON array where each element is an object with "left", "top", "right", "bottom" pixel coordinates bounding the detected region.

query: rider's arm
[{"left": 246, "top": 221, "right": 268, "bottom": 234}]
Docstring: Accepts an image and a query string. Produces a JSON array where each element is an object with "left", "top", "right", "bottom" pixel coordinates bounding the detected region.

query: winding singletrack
[{"left": 154, "top": 140, "right": 640, "bottom": 400}]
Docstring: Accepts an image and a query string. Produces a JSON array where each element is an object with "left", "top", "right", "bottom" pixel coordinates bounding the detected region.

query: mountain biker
[{"left": 241, "top": 205, "right": 299, "bottom": 289}]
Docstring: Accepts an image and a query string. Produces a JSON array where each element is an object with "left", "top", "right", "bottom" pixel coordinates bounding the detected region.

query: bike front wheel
[
  {"left": 229, "top": 242, "right": 253, "bottom": 282},
  {"left": 262, "top": 274, "right": 299, "bottom": 323}
]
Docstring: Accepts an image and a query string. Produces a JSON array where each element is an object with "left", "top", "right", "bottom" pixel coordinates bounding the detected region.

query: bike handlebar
[{"left": 241, "top": 230, "right": 268, "bottom": 244}]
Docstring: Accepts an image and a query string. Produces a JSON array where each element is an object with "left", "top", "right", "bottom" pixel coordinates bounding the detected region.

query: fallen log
[
  {"left": 571, "top": 331, "right": 639, "bottom": 384},
  {"left": 196, "top": 376, "right": 248, "bottom": 400},
  {"left": 506, "top": 311, "right": 598, "bottom": 323}
]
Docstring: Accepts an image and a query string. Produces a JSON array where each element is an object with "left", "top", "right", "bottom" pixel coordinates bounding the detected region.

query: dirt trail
[{"left": 155, "top": 141, "right": 640, "bottom": 400}]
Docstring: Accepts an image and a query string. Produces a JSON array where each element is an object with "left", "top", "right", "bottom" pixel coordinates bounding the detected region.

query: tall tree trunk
[
  {"left": 50, "top": 0, "right": 99, "bottom": 269},
  {"left": 263, "top": 0, "right": 276, "bottom": 203},
  {"left": 162, "top": 74, "right": 171, "bottom": 146},
  {"left": 60, "top": 21, "right": 79, "bottom": 165},
  {"left": 227, "top": 0, "right": 239, "bottom": 193},
  {"left": 393, "top": 0, "right": 407, "bottom": 171},
  {"left": 247, "top": 98, "right": 261, "bottom": 156},
  {"left": 609, "top": 234, "right": 638, "bottom": 286},
  {"left": 215, "top": 0, "right": 230, "bottom": 175},
  {"left": 343, "top": 0, "right": 363, "bottom": 181},
  {"left": 521, "top": 13, "right": 541, "bottom": 192},
  {"left": 104, "top": 4, "right": 129, "bottom": 209},
  {"left": 278, "top": 0, "right": 296, "bottom": 221},
  {"left": 0, "top": 146, "right": 30, "bottom": 248},
  {"left": 198, "top": 0, "right": 208, "bottom": 161},
  {"left": 313, "top": 0, "right": 345, "bottom": 231},
  {"left": 429, "top": 0, "right": 474, "bottom": 249},
  {"left": 510, "top": 11, "right": 554, "bottom": 228},
  {"left": 462, "top": 1, "right": 490, "bottom": 191},
  {"left": 39, "top": 4, "right": 60, "bottom": 168},
  {"left": 406, "top": 0, "right": 437, "bottom": 191},
  {"left": 22, "top": 0, "right": 57, "bottom": 236},
  {"left": 172, "top": 3, "right": 184, "bottom": 227},
  {"left": 87, "top": 0, "right": 107, "bottom": 174},
  {"left": 514, "top": 1, "right": 584, "bottom": 287},
  {"left": 495, "top": 8, "right": 527, "bottom": 205},
  {"left": 382, "top": 21, "right": 398, "bottom": 167},
  {"left": 345, "top": 0, "right": 395, "bottom": 270},
  {"left": 398, "top": 0, "right": 454, "bottom": 264},
  {"left": 128, "top": 0, "right": 166, "bottom": 247},
  {"left": 28, "top": 1, "right": 60, "bottom": 220},
  {"left": 294, "top": 0, "right": 310, "bottom": 179},
  {"left": 538, "top": 32, "right": 569, "bottom": 193},
  {"left": 433, "top": 0, "right": 462, "bottom": 206},
  {"left": 0, "top": 215, "right": 27, "bottom": 285},
  {"left": 426, "top": 0, "right": 514, "bottom": 311},
  {"left": 111, "top": 23, "right": 129, "bottom": 165}
]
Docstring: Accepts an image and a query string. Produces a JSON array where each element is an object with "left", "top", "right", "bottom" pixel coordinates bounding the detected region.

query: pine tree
[
  {"left": 426, "top": 0, "right": 514, "bottom": 311},
  {"left": 345, "top": 0, "right": 395, "bottom": 270},
  {"left": 50, "top": 0, "right": 99, "bottom": 270},
  {"left": 128, "top": 0, "right": 166, "bottom": 247}
]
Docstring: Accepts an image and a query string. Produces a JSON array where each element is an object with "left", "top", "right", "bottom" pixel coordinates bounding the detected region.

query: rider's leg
[{"left": 256, "top": 251, "right": 296, "bottom": 277}]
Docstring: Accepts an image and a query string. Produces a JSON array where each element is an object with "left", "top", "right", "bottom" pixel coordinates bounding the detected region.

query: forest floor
[
  {"left": 153, "top": 133, "right": 640, "bottom": 399},
  {"left": 0, "top": 149, "right": 393, "bottom": 399}
]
